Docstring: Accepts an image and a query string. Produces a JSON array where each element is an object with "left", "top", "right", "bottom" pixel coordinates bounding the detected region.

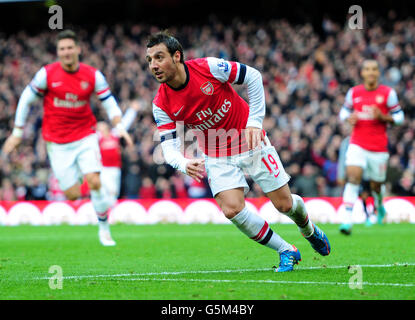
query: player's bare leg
[
  {"left": 340, "top": 165, "right": 363, "bottom": 235},
  {"left": 266, "top": 184, "right": 330, "bottom": 256},
  {"left": 215, "top": 187, "right": 298, "bottom": 271},
  {"left": 63, "top": 183, "right": 82, "bottom": 201},
  {"left": 360, "top": 189, "right": 374, "bottom": 227},
  {"left": 215, "top": 188, "right": 245, "bottom": 219},
  {"left": 370, "top": 180, "right": 387, "bottom": 224},
  {"left": 85, "top": 172, "right": 115, "bottom": 246},
  {"left": 266, "top": 184, "right": 312, "bottom": 235}
]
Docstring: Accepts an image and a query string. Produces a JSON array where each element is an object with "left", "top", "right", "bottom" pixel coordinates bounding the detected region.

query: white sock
[
  {"left": 280, "top": 194, "right": 314, "bottom": 238},
  {"left": 230, "top": 206, "right": 293, "bottom": 253},
  {"left": 371, "top": 184, "right": 385, "bottom": 209},
  {"left": 342, "top": 183, "right": 360, "bottom": 225},
  {"left": 90, "top": 187, "right": 110, "bottom": 225},
  {"left": 98, "top": 219, "right": 110, "bottom": 233}
]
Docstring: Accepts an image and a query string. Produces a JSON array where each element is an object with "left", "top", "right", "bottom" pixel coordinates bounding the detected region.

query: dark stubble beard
[
  {"left": 365, "top": 78, "right": 378, "bottom": 89},
  {"left": 158, "top": 72, "right": 174, "bottom": 84},
  {"left": 156, "top": 59, "right": 177, "bottom": 84}
]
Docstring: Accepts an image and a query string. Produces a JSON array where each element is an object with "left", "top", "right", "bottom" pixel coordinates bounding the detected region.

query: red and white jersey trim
[
  {"left": 29, "top": 67, "right": 47, "bottom": 96},
  {"left": 94, "top": 70, "right": 112, "bottom": 101},
  {"left": 29, "top": 66, "right": 111, "bottom": 100},
  {"left": 153, "top": 104, "right": 176, "bottom": 135},
  {"left": 206, "top": 58, "right": 241, "bottom": 84}
]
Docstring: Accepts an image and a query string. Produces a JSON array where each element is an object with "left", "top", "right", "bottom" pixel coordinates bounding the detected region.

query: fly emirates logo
[
  {"left": 54, "top": 93, "right": 87, "bottom": 109},
  {"left": 357, "top": 105, "right": 378, "bottom": 120},
  {"left": 188, "top": 99, "right": 231, "bottom": 131}
]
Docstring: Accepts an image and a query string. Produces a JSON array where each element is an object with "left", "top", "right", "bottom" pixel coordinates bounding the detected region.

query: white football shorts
[
  {"left": 204, "top": 140, "right": 291, "bottom": 197},
  {"left": 46, "top": 133, "right": 102, "bottom": 191},
  {"left": 345, "top": 143, "right": 389, "bottom": 182}
]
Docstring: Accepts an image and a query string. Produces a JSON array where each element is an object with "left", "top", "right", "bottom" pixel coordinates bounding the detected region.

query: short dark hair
[
  {"left": 57, "top": 29, "right": 78, "bottom": 45},
  {"left": 146, "top": 30, "right": 184, "bottom": 63},
  {"left": 362, "top": 59, "right": 379, "bottom": 69}
]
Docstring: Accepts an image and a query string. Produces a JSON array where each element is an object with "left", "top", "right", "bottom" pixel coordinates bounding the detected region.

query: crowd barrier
[{"left": 0, "top": 197, "right": 414, "bottom": 226}]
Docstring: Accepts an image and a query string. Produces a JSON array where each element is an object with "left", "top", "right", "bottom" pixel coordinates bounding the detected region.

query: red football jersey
[
  {"left": 99, "top": 134, "right": 122, "bottom": 168},
  {"left": 30, "top": 62, "right": 112, "bottom": 144},
  {"left": 345, "top": 84, "right": 400, "bottom": 152},
  {"left": 153, "top": 58, "right": 251, "bottom": 157}
]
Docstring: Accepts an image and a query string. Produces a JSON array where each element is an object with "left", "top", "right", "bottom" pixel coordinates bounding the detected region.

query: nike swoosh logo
[
  {"left": 173, "top": 106, "right": 184, "bottom": 117},
  {"left": 51, "top": 82, "right": 63, "bottom": 88}
]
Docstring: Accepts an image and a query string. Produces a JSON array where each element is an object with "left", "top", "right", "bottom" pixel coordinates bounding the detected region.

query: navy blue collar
[{"left": 167, "top": 62, "right": 189, "bottom": 91}]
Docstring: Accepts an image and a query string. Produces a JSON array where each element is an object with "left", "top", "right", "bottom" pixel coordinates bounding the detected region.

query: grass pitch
[{"left": 0, "top": 223, "right": 414, "bottom": 300}]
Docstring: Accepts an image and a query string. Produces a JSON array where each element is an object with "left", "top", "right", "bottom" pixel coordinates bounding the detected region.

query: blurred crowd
[{"left": 1, "top": 15, "right": 415, "bottom": 201}]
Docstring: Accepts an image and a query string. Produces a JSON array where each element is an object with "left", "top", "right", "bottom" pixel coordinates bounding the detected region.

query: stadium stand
[{"left": 1, "top": 16, "right": 414, "bottom": 200}]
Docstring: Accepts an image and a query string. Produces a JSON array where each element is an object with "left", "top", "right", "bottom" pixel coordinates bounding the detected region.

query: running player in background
[
  {"left": 1, "top": 30, "right": 133, "bottom": 246},
  {"left": 96, "top": 100, "right": 141, "bottom": 206},
  {"left": 337, "top": 136, "right": 375, "bottom": 227},
  {"left": 338, "top": 59, "right": 404, "bottom": 235},
  {"left": 147, "top": 31, "right": 330, "bottom": 272}
]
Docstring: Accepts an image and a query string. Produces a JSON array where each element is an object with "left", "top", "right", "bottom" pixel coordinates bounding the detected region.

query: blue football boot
[
  {"left": 377, "top": 205, "right": 387, "bottom": 224},
  {"left": 275, "top": 246, "right": 301, "bottom": 272},
  {"left": 305, "top": 224, "right": 331, "bottom": 255},
  {"left": 339, "top": 223, "right": 352, "bottom": 236}
]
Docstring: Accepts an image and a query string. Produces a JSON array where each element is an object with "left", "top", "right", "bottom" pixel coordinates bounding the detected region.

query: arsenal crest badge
[
  {"left": 80, "top": 81, "right": 90, "bottom": 90},
  {"left": 375, "top": 95, "right": 384, "bottom": 104},
  {"left": 200, "top": 81, "right": 214, "bottom": 95}
]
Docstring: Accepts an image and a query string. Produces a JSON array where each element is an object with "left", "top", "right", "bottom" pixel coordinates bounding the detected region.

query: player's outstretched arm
[
  {"left": 95, "top": 70, "right": 134, "bottom": 147},
  {"left": 2, "top": 84, "right": 41, "bottom": 156},
  {"left": 2, "top": 132, "right": 23, "bottom": 156}
]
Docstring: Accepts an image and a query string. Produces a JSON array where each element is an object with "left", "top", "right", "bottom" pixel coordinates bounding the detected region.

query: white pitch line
[
  {"left": 32, "top": 262, "right": 415, "bottom": 280},
  {"left": 115, "top": 277, "right": 415, "bottom": 287},
  {"left": 33, "top": 268, "right": 271, "bottom": 280},
  {"left": 298, "top": 262, "right": 415, "bottom": 270}
]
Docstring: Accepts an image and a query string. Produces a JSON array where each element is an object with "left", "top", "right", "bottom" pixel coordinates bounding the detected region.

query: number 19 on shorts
[{"left": 261, "top": 154, "right": 280, "bottom": 178}]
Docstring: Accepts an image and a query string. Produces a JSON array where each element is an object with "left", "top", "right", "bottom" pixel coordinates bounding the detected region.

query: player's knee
[
  {"left": 64, "top": 188, "right": 80, "bottom": 201},
  {"left": 65, "top": 193, "right": 79, "bottom": 201},
  {"left": 370, "top": 182, "right": 381, "bottom": 193},
  {"left": 269, "top": 192, "right": 293, "bottom": 213},
  {"left": 221, "top": 201, "right": 245, "bottom": 219},
  {"left": 88, "top": 180, "right": 101, "bottom": 191},
  {"left": 275, "top": 199, "right": 293, "bottom": 213},
  {"left": 85, "top": 174, "right": 101, "bottom": 191},
  {"left": 347, "top": 176, "right": 361, "bottom": 185},
  {"left": 266, "top": 184, "right": 294, "bottom": 213}
]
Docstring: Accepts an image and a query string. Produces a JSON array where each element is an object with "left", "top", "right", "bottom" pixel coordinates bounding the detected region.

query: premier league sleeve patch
[{"left": 217, "top": 60, "right": 230, "bottom": 73}]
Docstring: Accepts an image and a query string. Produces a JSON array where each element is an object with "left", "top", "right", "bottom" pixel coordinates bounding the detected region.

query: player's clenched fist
[
  {"left": 113, "top": 120, "right": 134, "bottom": 148},
  {"left": 117, "top": 126, "right": 134, "bottom": 147},
  {"left": 2, "top": 134, "right": 22, "bottom": 156},
  {"left": 185, "top": 159, "right": 205, "bottom": 182},
  {"left": 347, "top": 112, "right": 358, "bottom": 126},
  {"left": 245, "top": 127, "right": 265, "bottom": 150}
]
